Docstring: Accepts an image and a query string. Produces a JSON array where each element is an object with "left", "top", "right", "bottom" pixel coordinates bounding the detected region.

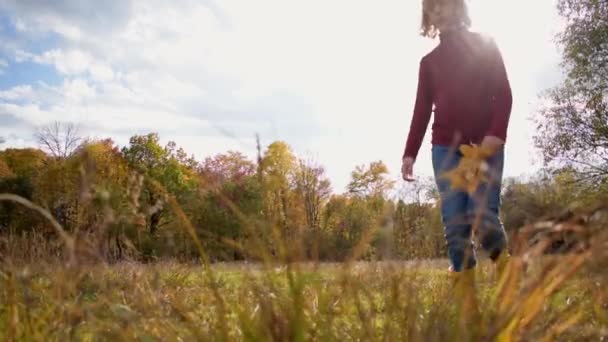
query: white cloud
[
  {"left": 0, "top": 85, "right": 34, "bottom": 101},
  {"left": 90, "top": 64, "right": 115, "bottom": 82},
  {"left": 30, "top": 49, "right": 115, "bottom": 82},
  {"left": 0, "top": 0, "right": 563, "bottom": 191},
  {"left": 35, "top": 49, "right": 90, "bottom": 73}
]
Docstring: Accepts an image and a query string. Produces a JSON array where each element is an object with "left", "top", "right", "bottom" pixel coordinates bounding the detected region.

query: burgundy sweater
[{"left": 403, "top": 29, "right": 513, "bottom": 160}]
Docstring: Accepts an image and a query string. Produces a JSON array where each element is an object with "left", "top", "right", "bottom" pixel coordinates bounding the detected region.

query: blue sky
[{"left": 0, "top": 0, "right": 563, "bottom": 192}]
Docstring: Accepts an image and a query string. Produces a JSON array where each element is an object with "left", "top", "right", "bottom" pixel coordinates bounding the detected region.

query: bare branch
[{"left": 35, "top": 121, "right": 83, "bottom": 158}]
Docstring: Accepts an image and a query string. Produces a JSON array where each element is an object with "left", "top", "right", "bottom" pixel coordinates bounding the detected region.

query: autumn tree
[
  {"left": 197, "top": 151, "right": 262, "bottom": 260},
  {"left": 259, "top": 141, "right": 298, "bottom": 243},
  {"left": 0, "top": 159, "right": 12, "bottom": 179},
  {"left": 293, "top": 159, "right": 331, "bottom": 230},
  {"left": 34, "top": 151, "right": 81, "bottom": 230},
  {"left": 393, "top": 201, "right": 443, "bottom": 259},
  {"left": 69, "top": 139, "right": 135, "bottom": 260},
  {"left": 392, "top": 178, "right": 443, "bottom": 259},
  {"left": 200, "top": 151, "right": 256, "bottom": 189},
  {"left": 320, "top": 195, "right": 376, "bottom": 260},
  {"left": 289, "top": 159, "right": 331, "bottom": 259},
  {"left": 1, "top": 148, "right": 47, "bottom": 179},
  {"left": 347, "top": 161, "right": 395, "bottom": 199}
]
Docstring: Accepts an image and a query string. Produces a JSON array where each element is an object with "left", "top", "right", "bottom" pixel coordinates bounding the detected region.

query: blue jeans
[{"left": 432, "top": 145, "right": 507, "bottom": 272}]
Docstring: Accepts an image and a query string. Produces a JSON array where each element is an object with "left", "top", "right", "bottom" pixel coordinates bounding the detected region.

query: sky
[{"left": 0, "top": 0, "right": 563, "bottom": 192}]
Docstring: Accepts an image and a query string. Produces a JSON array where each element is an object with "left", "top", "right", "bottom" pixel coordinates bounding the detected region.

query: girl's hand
[
  {"left": 481, "top": 136, "right": 505, "bottom": 154},
  {"left": 402, "top": 157, "right": 415, "bottom": 182}
]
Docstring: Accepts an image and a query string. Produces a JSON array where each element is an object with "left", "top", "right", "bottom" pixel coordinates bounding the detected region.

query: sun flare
[{"left": 468, "top": 0, "right": 511, "bottom": 38}]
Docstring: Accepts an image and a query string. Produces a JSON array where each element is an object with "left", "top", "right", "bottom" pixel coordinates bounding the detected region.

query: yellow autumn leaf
[
  {"left": 460, "top": 144, "right": 494, "bottom": 160},
  {"left": 459, "top": 144, "right": 475, "bottom": 157},
  {"left": 441, "top": 144, "right": 491, "bottom": 194},
  {"left": 443, "top": 168, "right": 466, "bottom": 190}
]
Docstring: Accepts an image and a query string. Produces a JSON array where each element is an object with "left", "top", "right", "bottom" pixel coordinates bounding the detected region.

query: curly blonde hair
[{"left": 421, "top": 0, "right": 471, "bottom": 38}]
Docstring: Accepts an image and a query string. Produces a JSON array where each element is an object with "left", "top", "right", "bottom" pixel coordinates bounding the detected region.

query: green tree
[
  {"left": 535, "top": 0, "right": 608, "bottom": 181},
  {"left": 500, "top": 170, "right": 599, "bottom": 234},
  {"left": 121, "top": 133, "right": 198, "bottom": 236},
  {"left": 0, "top": 149, "right": 48, "bottom": 233},
  {"left": 0, "top": 177, "right": 37, "bottom": 233},
  {"left": 318, "top": 161, "right": 397, "bottom": 260}
]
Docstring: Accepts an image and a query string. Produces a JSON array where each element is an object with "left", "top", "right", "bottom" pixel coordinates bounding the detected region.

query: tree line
[
  {"left": 0, "top": 126, "right": 445, "bottom": 261},
  {"left": 1, "top": 123, "right": 605, "bottom": 263}
]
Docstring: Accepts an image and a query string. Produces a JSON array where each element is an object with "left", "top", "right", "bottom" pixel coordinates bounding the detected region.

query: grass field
[{"left": 1, "top": 257, "right": 606, "bottom": 341}]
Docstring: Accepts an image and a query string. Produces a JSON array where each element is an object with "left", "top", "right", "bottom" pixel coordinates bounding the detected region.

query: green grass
[{"left": 1, "top": 259, "right": 606, "bottom": 341}]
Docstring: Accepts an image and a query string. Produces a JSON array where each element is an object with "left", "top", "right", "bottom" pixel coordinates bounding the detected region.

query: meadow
[{"left": 2, "top": 238, "right": 607, "bottom": 341}]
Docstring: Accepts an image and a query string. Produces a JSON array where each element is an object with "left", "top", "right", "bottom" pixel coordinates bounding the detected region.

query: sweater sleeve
[
  {"left": 403, "top": 57, "right": 434, "bottom": 160},
  {"left": 485, "top": 40, "right": 513, "bottom": 140}
]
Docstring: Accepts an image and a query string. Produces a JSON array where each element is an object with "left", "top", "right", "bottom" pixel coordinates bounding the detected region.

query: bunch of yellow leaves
[{"left": 441, "top": 144, "right": 495, "bottom": 194}]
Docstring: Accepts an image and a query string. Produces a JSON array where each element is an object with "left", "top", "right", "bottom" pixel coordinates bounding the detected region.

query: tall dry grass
[{"left": 0, "top": 190, "right": 607, "bottom": 341}]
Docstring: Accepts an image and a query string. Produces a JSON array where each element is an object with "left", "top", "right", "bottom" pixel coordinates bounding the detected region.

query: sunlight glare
[{"left": 469, "top": 0, "right": 517, "bottom": 39}]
